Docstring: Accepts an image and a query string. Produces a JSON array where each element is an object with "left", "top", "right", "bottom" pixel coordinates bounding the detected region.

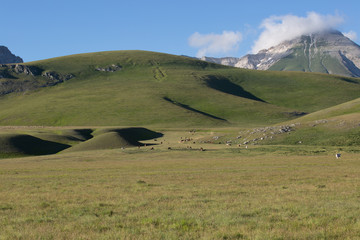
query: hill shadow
[
  {"left": 100, "top": 127, "right": 163, "bottom": 145},
  {"left": 7, "top": 134, "right": 70, "bottom": 155},
  {"left": 163, "top": 97, "right": 227, "bottom": 121},
  {"left": 339, "top": 77, "right": 359, "bottom": 85},
  {"left": 72, "top": 129, "right": 94, "bottom": 141},
  {"left": 204, "top": 75, "right": 266, "bottom": 102}
]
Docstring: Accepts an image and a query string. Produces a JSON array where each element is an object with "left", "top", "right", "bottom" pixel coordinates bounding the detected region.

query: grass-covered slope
[
  {"left": 275, "top": 97, "right": 360, "bottom": 146},
  {"left": 0, "top": 127, "right": 162, "bottom": 158},
  {"left": 294, "top": 97, "right": 360, "bottom": 122},
  {"left": 0, "top": 50, "right": 359, "bottom": 127},
  {"left": 220, "top": 98, "right": 360, "bottom": 147},
  {"left": 64, "top": 127, "right": 163, "bottom": 152},
  {"left": 210, "top": 69, "right": 360, "bottom": 113},
  {"left": 0, "top": 133, "right": 70, "bottom": 158}
]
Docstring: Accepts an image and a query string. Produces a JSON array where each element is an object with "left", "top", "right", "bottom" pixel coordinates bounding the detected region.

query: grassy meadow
[{"left": 1, "top": 128, "right": 360, "bottom": 239}]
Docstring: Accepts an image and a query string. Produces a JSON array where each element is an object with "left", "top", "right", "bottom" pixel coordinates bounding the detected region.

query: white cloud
[
  {"left": 251, "top": 12, "right": 344, "bottom": 53},
  {"left": 189, "top": 31, "right": 242, "bottom": 58},
  {"left": 344, "top": 30, "right": 357, "bottom": 41}
]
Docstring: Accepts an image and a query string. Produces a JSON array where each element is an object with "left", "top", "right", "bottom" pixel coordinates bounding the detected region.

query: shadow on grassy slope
[
  {"left": 0, "top": 134, "right": 70, "bottom": 156},
  {"left": 0, "top": 127, "right": 163, "bottom": 157},
  {"left": 204, "top": 75, "right": 266, "bottom": 102},
  {"left": 339, "top": 77, "right": 360, "bottom": 85},
  {"left": 163, "top": 97, "right": 227, "bottom": 121},
  {"left": 105, "top": 127, "right": 163, "bottom": 141},
  {"left": 63, "top": 129, "right": 94, "bottom": 141}
]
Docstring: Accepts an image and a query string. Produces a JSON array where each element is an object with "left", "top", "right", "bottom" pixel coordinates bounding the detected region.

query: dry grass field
[{"left": 1, "top": 128, "right": 360, "bottom": 239}]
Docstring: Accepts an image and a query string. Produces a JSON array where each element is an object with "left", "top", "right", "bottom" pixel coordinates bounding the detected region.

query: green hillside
[
  {"left": 220, "top": 98, "right": 360, "bottom": 147},
  {"left": 278, "top": 97, "right": 360, "bottom": 146},
  {"left": 0, "top": 126, "right": 163, "bottom": 157},
  {"left": 0, "top": 133, "right": 70, "bottom": 158},
  {"left": 295, "top": 97, "right": 360, "bottom": 122},
  {"left": 0, "top": 50, "right": 359, "bottom": 127}
]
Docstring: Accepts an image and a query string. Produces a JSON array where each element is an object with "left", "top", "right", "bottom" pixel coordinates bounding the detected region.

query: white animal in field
[{"left": 335, "top": 153, "right": 341, "bottom": 159}]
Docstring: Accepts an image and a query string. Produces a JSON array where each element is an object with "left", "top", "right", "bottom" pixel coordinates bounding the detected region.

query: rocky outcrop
[
  {"left": 0, "top": 64, "right": 74, "bottom": 81},
  {"left": 0, "top": 46, "right": 23, "bottom": 64},
  {"left": 0, "top": 64, "right": 74, "bottom": 95},
  {"left": 41, "top": 71, "right": 74, "bottom": 82},
  {"left": 95, "top": 64, "right": 122, "bottom": 72},
  {"left": 3, "top": 64, "right": 42, "bottom": 76}
]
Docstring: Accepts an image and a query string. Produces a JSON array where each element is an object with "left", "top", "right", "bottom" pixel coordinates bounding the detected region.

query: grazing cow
[{"left": 335, "top": 153, "right": 341, "bottom": 159}]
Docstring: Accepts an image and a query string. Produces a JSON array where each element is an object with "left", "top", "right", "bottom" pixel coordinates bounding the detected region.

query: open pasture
[{"left": 1, "top": 128, "right": 360, "bottom": 239}]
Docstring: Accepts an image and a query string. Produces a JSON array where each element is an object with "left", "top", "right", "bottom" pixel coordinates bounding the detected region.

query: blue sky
[{"left": 2, "top": 0, "right": 359, "bottom": 62}]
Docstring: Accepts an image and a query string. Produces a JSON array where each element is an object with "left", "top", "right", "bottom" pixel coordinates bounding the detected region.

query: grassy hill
[
  {"left": 0, "top": 50, "right": 359, "bottom": 128},
  {"left": 275, "top": 98, "right": 360, "bottom": 146},
  {"left": 212, "top": 97, "right": 360, "bottom": 147},
  {"left": 0, "top": 126, "right": 163, "bottom": 157},
  {"left": 294, "top": 97, "right": 360, "bottom": 122}
]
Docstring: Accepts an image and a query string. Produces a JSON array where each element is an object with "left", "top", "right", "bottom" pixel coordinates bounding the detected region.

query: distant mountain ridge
[
  {"left": 0, "top": 46, "right": 23, "bottom": 64},
  {"left": 202, "top": 30, "right": 360, "bottom": 77}
]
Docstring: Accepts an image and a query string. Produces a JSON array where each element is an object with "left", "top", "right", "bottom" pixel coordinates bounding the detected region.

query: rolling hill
[
  {"left": 0, "top": 50, "right": 360, "bottom": 128},
  {"left": 215, "top": 97, "right": 360, "bottom": 147},
  {"left": 0, "top": 126, "right": 162, "bottom": 157}
]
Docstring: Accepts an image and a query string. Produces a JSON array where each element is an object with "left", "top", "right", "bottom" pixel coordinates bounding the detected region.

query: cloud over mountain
[
  {"left": 251, "top": 12, "right": 345, "bottom": 53},
  {"left": 188, "top": 31, "right": 242, "bottom": 58},
  {"left": 344, "top": 30, "right": 357, "bottom": 41}
]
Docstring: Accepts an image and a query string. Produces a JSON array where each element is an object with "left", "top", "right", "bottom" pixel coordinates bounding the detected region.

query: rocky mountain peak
[
  {"left": 202, "top": 30, "right": 360, "bottom": 77},
  {"left": 0, "top": 46, "right": 23, "bottom": 64}
]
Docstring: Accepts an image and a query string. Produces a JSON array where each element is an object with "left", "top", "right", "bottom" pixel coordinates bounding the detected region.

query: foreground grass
[{"left": 1, "top": 146, "right": 360, "bottom": 239}]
